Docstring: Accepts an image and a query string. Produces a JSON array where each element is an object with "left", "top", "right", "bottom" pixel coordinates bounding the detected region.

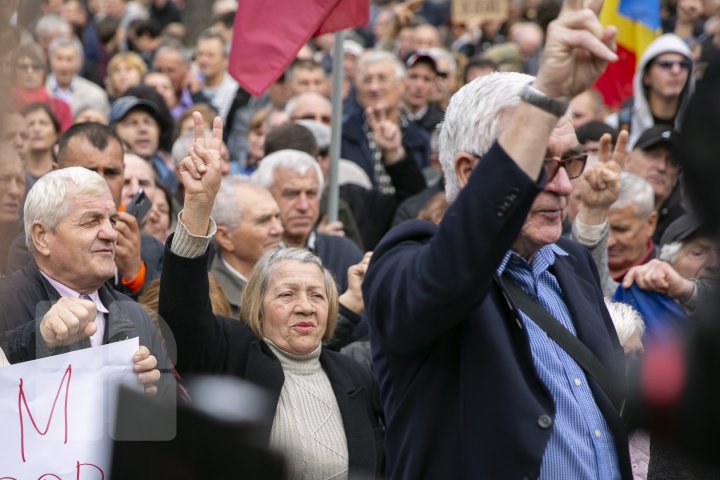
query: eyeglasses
[
  {"left": 15, "top": 62, "right": 44, "bottom": 72},
  {"left": 543, "top": 152, "right": 588, "bottom": 181},
  {"left": 654, "top": 60, "right": 691, "bottom": 71},
  {"left": 293, "top": 113, "right": 332, "bottom": 125}
]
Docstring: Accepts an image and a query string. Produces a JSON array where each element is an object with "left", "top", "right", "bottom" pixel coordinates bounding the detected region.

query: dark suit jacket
[
  {"left": 363, "top": 143, "right": 631, "bottom": 479},
  {"left": 0, "top": 261, "right": 166, "bottom": 368},
  {"left": 159, "top": 242, "right": 384, "bottom": 477},
  {"left": 341, "top": 105, "right": 431, "bottom": 188}
]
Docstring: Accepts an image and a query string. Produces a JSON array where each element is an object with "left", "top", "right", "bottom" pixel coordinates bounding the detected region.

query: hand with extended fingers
[
  {"left": 366, "top": 107, "right": 406, "bottom": 166},
  {"left": 578, "top": 130, "right": 627, "bottom": 210},
  {"left": 534, "top": 0, "right": 618, "bottom": 102},
  {"left": 176, "top": 112, "right": 224, "bottom": 235}
]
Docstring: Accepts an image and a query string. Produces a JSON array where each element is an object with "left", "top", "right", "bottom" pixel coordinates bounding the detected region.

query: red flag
[{"left": 229, "top": 0, "right": 369, "bottom": 97}]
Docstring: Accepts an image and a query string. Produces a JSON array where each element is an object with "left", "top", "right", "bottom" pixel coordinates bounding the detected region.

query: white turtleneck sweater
[{"left": 264, "top": 339, "right": 349, "bottom": 480}]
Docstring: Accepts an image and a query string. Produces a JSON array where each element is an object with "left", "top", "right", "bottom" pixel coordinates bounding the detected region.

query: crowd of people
[{"left": 1, "top": 0, "right": 720, "bottom": 478}]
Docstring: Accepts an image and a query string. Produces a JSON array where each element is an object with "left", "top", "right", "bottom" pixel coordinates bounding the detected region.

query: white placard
[{"left": 0, "top": 338, "right": 141, "bottom": 479}]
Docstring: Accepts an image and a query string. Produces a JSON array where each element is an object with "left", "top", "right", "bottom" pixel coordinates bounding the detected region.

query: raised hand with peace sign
[
  {"left": 176, "top": 111, "right": 224, "bottom": 236},
  {"left": 577, "top": 130, "right": 628, "bottom": 220}
]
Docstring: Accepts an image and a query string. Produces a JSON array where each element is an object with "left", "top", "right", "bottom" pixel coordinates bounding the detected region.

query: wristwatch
[{"left": 519, "top": 83, "right": 569, "bottom": 117}]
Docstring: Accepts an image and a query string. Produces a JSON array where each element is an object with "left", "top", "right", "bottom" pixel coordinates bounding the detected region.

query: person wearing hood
[{"left": 610, "top": 33, "right": 695, "bottom": 149}]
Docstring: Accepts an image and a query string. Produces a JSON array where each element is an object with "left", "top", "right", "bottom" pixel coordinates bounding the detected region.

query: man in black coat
[
  {"left": 0, "top": 167, "right": 162, "bottom": 393},
  {"left": 363, "top": 2, "right": 632, "bottom": 479}
]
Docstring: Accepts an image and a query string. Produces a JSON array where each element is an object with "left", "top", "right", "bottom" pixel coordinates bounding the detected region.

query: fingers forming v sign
[
  {"left": 178, "top": 112, "right": 224, "bottom": 198},
  {"left": 579, "top": 130, "right": 628, "bottom": 208}
]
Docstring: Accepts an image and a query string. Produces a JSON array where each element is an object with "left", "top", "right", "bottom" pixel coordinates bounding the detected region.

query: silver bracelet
[{"left": 519, "top": 83, "right": 569, "bottom": 117}]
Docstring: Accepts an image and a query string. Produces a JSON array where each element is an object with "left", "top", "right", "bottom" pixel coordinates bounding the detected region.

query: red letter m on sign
[{"left": 17, "top": 364, "right": 72, "bottom": 462}]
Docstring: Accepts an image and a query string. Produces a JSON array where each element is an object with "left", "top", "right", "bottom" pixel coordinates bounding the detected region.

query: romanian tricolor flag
[{"left": 594, "top": 0, "right": 661, "bottom": 109}]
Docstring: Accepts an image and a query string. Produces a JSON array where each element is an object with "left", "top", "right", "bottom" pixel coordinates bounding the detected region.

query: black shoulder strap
[{"left": 501, "top": 275, "right": 621, "bottom": 406}]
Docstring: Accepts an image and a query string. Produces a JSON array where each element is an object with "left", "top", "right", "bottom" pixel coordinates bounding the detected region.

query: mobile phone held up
[{"left": 125, "top": 188, "right": 152, "bottom": 223}]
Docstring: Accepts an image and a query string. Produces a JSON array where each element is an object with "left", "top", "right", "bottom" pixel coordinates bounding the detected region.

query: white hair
[
  {"left": 605, "top": 299, "right": 645, "bottom": 346},
  {"left": 659, "top": 241, "right": 682, "bottom": 264},
  {"left": 251, "top": 149, "right": 324, "bottom": 194},
  {"left": 155, "top": 41, "right": 191, "bottom": 65},
  {"left": 35, "top": 14, "right": 72, "bottom": 38},
  {"left": 610, "top": 171, "right": 655, "bottom": 218},
  {"left": 24, "top": 167, "right": 109, "bottom": 253},
  {"left": 285, "top": 91, "right": 331, "bottom": 118},
  {"left": 211, "top": 175, "right": 269, "bottom": 231},
  {"left": 49, "top": 36, "right": 83, "bottom": 62},
  {"left": 439, "top": 72, "right": 533, "bottom": 202},
  {"left": 356, "top": 50, "right": 405, "bottom": 81}
]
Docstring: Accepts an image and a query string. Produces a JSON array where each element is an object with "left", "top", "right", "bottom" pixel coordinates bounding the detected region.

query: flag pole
[{"left": 327, "top": 30, "right": 345, "bottom": 224}]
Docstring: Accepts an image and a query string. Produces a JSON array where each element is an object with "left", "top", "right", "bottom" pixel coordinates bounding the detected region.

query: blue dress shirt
[{"left": 498, "top": 244, "right": 620, "bottom": 480}]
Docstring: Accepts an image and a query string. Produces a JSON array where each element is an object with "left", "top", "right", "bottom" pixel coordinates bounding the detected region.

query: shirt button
[
  {"left": 574, "top": 378, "right": 581, "bottom": 386},
  {"left": 594, "top": 429, "right": 601, "bottom": 438},
  {"left": 537, "top": 415, "right": 553, "bottom": 429}
]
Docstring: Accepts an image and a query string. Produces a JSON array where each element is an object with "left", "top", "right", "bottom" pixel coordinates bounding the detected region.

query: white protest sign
[{"left": 0, "top": 338, "right": 141, "bottom": 480}]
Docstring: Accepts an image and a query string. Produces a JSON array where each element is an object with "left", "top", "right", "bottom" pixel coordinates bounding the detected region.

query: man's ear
[
  {"left": 454, "top": 152, "right": 479, "bottom": 190},
  {"left": 30, "top": 221, "right": 51, "bottom": 256},
  {"left": 646, "top": 210, "right": 658, "bottom": 235},
  {"left": 215, "top": 225, "right": 235, "bottom": 253}
]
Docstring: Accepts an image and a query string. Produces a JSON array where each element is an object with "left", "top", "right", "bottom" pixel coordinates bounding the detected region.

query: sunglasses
[
  {"left": 543, "top": 152, "right": 588, "bottom": 181},
  {"left": 15, "top": 62, "right": 44, "bottom": 72},
  {"left": 654, "top": 60, "right": 691, "bottom": 71},
  {"left": 293, "top": 113, "right": 332, "bottom": 125}
]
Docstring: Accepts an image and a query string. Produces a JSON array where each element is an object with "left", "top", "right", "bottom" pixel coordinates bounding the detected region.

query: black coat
[
  {"left": 0, "top": 261, "right": 166, "bottom": 367},
  {"left": 158, "top": 242, "right": 384, "bottom": 477},
  {"left": 363, "top": 143, "right": 631, "bottom": 480}
]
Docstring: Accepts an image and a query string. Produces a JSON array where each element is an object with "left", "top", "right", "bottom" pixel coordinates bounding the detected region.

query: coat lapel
[{"left": 320, "top": 352, "right": 376, "bottom": 472}]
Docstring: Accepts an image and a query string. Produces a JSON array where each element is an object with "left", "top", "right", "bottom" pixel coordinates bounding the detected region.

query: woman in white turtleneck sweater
[{"left": 161, "top": 240, "right": 384, "bottom": 479}]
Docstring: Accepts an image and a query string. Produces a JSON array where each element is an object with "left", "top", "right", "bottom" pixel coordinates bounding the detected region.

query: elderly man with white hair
[
  {"left": 209, "top": 176, "right": 283, "bottom": 317},
  {"left": 46, "top": 36, "right": 110, "bottom": 116},
  {"left": 252, "top": 149, "right": 362, "bottom": 292},
  {"left": 0, "top": 167, "right": 163, "bottom": 392},
  {"left": 607, "top": 172, "right": 658, "bottom": 282},
  {"left": 363, "top": 1, "right": 630, "bottom": 478}
]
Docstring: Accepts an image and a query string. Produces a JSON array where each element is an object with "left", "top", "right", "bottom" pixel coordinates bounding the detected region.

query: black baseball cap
[
  {"left": 633, "top": 125, "right": 679, "bottom": 151},
  {"left": 660, "top": 213, "right": 707, "bottom": 246},
  {"left": 405, "top": 51, "right": 444, "bottom": 77},
  {"left": 109, "top": 96, "right": 160, "bottom": 125}
]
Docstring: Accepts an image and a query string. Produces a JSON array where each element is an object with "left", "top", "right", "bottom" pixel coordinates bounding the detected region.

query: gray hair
[
  {"left": 356, "top": 50, "right": 405, "bottom": 82},
  {"left": 439, "top": 72, "right": 532, "bottom": 202},
  {"left": 75, "top": 99, "right": 111, "bottom": 118},
  {"left": 285, "top": 91, "right": 331, "bottom": 118},
  {"left": 252, "top": 149, "right": 325, "bottom": 194},
  {"left": 240, "top": 247, "right": 339, "bottom": 342},
  {"left": 24, "top": 167, "right": 110, "bottom": 252},
  {"left": 156, "top": 41, "right": 191, "bottom": 65},
  {"left": 211, "top": 175, "right": 267, "bottom": 230},
  {"left": 35, "top": 14, "right": 72, "bottom": 38},
  {"left": 605, "top": 299, "right": 645, "bottom": 346},
  {"left": 48, "top": 36, "right": 83, "bottom": 62},
  {"left": 295, "top": 119, "right": 330, "bottom": 151},
  {"left": 429, "top": 47, "right": 457, "bottom": 75},
  {"left": 171, "top": 130, "right": 211, "bottom": 166},
  {"left": 610, "top": 171, "right": 655, "bottom": 218},
  {"left": 659, "top": 241, "right": 682, "bottom": 264}
]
